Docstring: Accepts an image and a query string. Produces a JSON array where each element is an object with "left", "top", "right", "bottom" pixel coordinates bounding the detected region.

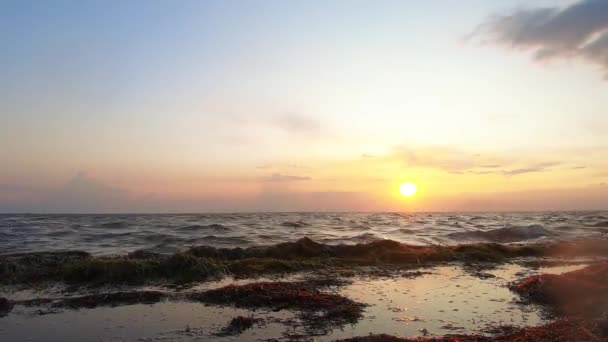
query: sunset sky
[{"left": 1, "top": 0, "right": 607, "bottom": 212}]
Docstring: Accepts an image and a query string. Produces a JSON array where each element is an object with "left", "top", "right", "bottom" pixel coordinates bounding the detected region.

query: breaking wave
[{"left": 447, "top": 224, "right": 553, "bottom": 243}]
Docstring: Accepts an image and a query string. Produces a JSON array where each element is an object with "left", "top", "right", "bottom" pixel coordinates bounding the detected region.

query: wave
[
  {"left": 348, "top": 224, "right": 371, "bottom": 231},
  {"left": 349, "top": 232, "right": 381, "bottom": 242},
  {"left": 553, "top": 225, "right": 575, "bottom": 231},
  {"left": 447, "top": 224, "right": 553, "bottom": 243},
  {"left": 141, "top": 233, "right": 181, "bottom": 244},
  {"left": 468, "top": 216, "right": 485, "bottom": 221},
  {"left": 94, "top": 232, "right": 136, "bottom": 239},
  {"left": 280, "top": 221, "right": 309, "bottom": 228},
  {"left": 197, "top": 235, "right": 250, "bottom": 245},
  {"left": 2, "top": 212, "right": 607, "bottom": 255},
  {"left": 178, "top": 224, "right": 231, "bottom": 232},
  {"left": 100, "top": 221, "right": 128, "bottom": 229},
  {"left": 388, "top": 228, "right": 416, "bottom": 235},
  {"left": 46, "top": 230, "right": 73, "bottom": 237}
]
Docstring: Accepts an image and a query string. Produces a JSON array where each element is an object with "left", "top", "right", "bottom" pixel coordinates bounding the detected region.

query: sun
[{"left": 398, "top": 182, "right": 418, "bottom": 197}]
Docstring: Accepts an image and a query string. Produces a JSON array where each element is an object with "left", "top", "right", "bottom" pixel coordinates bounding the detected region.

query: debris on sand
[{"left": 213, "top": 315, "right": 264, "bottom": 336}]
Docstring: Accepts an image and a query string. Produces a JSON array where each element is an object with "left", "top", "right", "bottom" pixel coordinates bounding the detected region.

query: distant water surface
[{"left": 1, "top": 212, "right": 607, "bottom": 255}]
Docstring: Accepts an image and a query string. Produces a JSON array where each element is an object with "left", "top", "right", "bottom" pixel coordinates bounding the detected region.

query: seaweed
[
  {"left": 0, "top": 297, "right": 13, "bottom": 316},
  {"left": 336, "top": 319, "right": 606, "bottom": 341},
  {"left": 2, "top": 238, "right": 608, "bottom": 286},
  {"left": 1, "top": 251, "right": 227, "bottom": 285},
  {"left": 17, "top": 291, "right": 167, "bottom": 311},
  {"left": 511, "top": 262, "right": 608, "bottom": 318},
  {"left": 226, "top": 257, "right": 322, "bottom": 277},
  {"left": 0, "top": 251, "right": 91, "bottom": 283},
  {"left": 213, "top": 316, "right": 264, "bottom": 336},
  {"left": 190, "top": 281, "right": 365, "bottom": 334},
  {"left": 57, "top": 291, "right": 166, "bottom": 309}
]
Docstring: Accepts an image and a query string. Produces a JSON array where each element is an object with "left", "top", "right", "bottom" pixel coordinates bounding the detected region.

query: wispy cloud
[
  {"left": 393, "top": 146, "right": 484, "bottom": 173},
  {"left": 427, "top": 184, "right": 608, "bottom": 212},
  {"left": 391, "top": 145, "right": 565, "bottom": 177},
  {"left": 256, "top": 163, "right": 309, "bottom": 170},
  {"left": 0, "top": 172, "right": 132, "bottom": 213},
  {"left": 502, "top": 167, "right": 546, "bottom": 176},
  {"left": 47, "top": 172, "right": 131, "bottom": 212},
  {"left": 275, "top": 113, "right": 321, "bottom": 135},
  {"left": 473, "top": 0, "right": 608, "bottom": 78},
  {"left": 261, "top": 173, "right": 311, "bottom": 182},
  {"left": 501, "top": 161, "right": 562, "bottom": 175}
]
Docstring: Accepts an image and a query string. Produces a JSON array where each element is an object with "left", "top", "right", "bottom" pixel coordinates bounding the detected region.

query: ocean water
[{"left": 1, "top": 212, "right": 607, "bottom": 256}]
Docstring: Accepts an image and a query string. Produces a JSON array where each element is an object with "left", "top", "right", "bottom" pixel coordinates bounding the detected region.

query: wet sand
[{"left": 0, "top": 261, "right": 594, "bottom": 341}]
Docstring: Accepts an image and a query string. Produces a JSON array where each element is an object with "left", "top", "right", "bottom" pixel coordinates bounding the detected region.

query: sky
[{"left": 1, "top": 0, "right": 607, "bottom": 213}]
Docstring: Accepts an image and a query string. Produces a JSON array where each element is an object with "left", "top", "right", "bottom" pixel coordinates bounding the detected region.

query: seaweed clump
[
  {"left": 190, "top": 281, "right": 365, "bottom": 334},
  {"left": 0, "top": 297, "right": 13, "bottom": 316},
  {"left": 0, "top": 251, "right": 91, "bottom": 283},
  {"left": 16, "top": 291, "right": 167, "bottom": 312},
  {"left": 56, "top": 290, "right": 166, "bottom": 309},
  {"left": 511, "top": 262, "right": 608, "bottom": 318},
  {"left": 0, "top": 251, "right": 227, "bottom": 285},
  {"left": 213, "top": 316, "right": 264, "bottom": 337}
]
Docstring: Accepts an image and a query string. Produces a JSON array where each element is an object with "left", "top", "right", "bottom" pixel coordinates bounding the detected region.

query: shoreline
[{"left": 2, "top": 238, "right": 608, "bottom": 340}]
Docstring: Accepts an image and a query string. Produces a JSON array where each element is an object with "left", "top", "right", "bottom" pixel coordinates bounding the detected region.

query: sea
[{"left": 1, "top": 212, "right": 607, "bottom": 256}]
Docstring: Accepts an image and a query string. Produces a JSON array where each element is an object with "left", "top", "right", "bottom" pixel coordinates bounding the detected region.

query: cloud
[
  {"left": 275, "top": 113, "right": 321, "bottom": 134},
  {"left": 393, "top": 146, "right": 483, "bottom": 173},
  {"left": 392, "top": 145, "right": 564, "bottom": 176},
  {"left": 502, "top": 161, "right": 561, "bottom": 176},
  {"left": 425, "top": 184, "right": 608, "bottom": 211},
  {"left": 262, "top": 173, "right": 311, "bottom": 182},
  {"left": 45, "top": 172, "right": 131, "bottom": 212},
  {"left": 502, "top": 167, "right": 544, "bottom": 176},
  {"left": 474, "top": 0, "right": 608, "bottom": 78},
  {"left": 0, "top": 173, "right": 133, "bottom": 213},
  {"left": 256, "top": 163, "right": 309, "bottom": 170}
]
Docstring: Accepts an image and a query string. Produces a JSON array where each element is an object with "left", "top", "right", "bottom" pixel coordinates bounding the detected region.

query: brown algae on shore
[
  {"left": 191, "top": 280, "right": 366, "bottom": 335},
  {"left": 213, "top": 315, "right": 265, "bottom": 337},
  {"left": 2, "top": 238, "right": 608, "bottom": 286},
  {"left": 0, "top": 297, "right": 13, "bottom": 317}
]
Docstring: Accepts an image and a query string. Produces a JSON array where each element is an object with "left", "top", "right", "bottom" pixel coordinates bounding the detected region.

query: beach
[{"left": 1, "top": 213, "right": 608, "bottom": 341}]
